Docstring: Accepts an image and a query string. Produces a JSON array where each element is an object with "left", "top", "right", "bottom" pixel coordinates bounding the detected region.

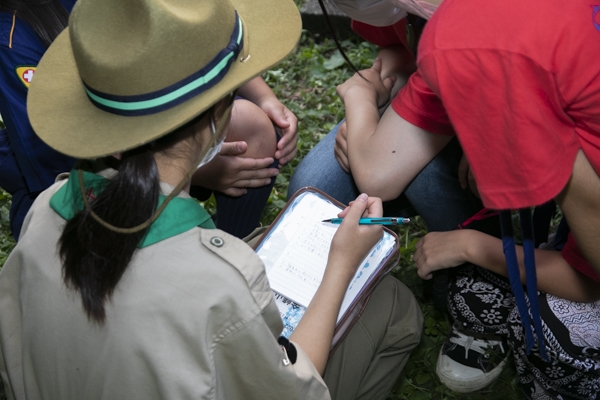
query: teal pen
[{"left": 322, "top": 217, "right": 411, "bottom": 226}]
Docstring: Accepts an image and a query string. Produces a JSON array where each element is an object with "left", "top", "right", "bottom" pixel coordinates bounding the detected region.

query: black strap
[{"left": 277, "top": 336, "right": 297, "bottom": 364}]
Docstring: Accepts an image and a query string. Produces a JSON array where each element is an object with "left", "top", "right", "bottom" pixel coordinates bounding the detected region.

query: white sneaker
[{"left": 436, "top": 324, "right": 510, "bottom": 393}]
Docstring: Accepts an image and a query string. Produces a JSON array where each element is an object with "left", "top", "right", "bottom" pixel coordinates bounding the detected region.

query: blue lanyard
[{"left": 499, "top": 209, "right": 549, "bottom": 361}]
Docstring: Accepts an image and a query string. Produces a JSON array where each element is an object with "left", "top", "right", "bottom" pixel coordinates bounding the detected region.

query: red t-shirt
[
  {"left": 393, "top": 0, "right": 600, "bottom": 281},
  {"left": 351, "top": 19, "right": 409, "bottom": 49},
  {"left": 398, "top": 0, "right": 600, "bottom": 210},
  {"left": 352, "top": 12, "right": 600, "bottom": 281}
]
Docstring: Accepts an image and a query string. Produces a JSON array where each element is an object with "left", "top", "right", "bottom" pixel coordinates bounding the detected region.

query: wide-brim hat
[{"left": 27, "top": 0, "right": 301, "bottom": 159}]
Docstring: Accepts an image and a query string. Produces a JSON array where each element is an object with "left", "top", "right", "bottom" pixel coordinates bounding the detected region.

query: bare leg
[{"left": 225, "top": 99, "right": 277, "bottom": 159}]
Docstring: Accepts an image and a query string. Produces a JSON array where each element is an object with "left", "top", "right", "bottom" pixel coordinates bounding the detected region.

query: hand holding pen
[
  {"left": 323, "top": 217, "right": 410, "bottom": 226},
  {"left": 329, "top": 194, "right": 385, "bottom": 277}
]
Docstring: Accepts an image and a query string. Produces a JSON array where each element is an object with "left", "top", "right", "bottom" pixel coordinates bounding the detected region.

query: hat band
[{"left": 83, "top": 12, "right": 243, "bottom": 117}]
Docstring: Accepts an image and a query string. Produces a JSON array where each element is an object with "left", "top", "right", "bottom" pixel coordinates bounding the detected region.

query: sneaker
[{"left": 436, "top": 324, "right": 510, "bottom": 393}]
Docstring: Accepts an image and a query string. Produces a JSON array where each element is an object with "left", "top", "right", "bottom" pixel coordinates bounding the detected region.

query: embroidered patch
[{"left": 15, "top": 66, "right": 36, "bottom": 88}]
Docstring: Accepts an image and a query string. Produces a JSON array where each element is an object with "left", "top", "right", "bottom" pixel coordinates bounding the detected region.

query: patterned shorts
[{"left": 448, "top": 264, "right": 600, "bottom": 400}]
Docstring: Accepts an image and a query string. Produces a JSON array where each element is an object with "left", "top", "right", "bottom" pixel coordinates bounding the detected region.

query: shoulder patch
[{"left": 15, "top": 66, "right": 36, "bottom": 88}]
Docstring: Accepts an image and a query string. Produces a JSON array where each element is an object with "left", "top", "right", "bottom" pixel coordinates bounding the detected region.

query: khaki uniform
[{"left": 0, "top": 176, "right": 422, "bottom": 400}]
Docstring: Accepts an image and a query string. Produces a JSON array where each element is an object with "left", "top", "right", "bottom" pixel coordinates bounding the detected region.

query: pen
[{"left": 322, "top": 217, "right": 411, "bottom": 226}]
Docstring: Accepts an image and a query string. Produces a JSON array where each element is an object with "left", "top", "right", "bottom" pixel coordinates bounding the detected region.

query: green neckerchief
[{"left": 50, "top": 170, "right": 216, "bottom": 248}]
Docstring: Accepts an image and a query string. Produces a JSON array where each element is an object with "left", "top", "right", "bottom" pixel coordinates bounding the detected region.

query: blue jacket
[{"left": 0, "top": 0, "right": 76, "bottom": 193}]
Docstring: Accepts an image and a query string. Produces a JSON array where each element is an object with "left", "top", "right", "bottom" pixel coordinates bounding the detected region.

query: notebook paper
[{"left": 264, "top": 193, "right": 339, "bottom": 306}]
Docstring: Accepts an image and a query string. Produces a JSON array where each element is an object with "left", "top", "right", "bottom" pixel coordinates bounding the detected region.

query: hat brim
[{"left": 27, "top": 0, "right": 302, "bottom": 159}]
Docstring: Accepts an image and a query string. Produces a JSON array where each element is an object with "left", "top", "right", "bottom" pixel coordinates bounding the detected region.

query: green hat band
[{"left": 83, "top": 12, "right": 243, "bottom": 117}]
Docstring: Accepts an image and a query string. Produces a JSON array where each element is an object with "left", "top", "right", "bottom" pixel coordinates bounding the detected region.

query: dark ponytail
[
  {"left": 59, "top": 147, "right": 160, "bottom": 324},
  {"left": 59, "top": 111, "right": 207, "bottom": 324},
  {"left": 0, "top": 0, "right": 69, "bottom": 48}
]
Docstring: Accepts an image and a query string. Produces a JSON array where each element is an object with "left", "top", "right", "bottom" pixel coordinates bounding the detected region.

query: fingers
[
  {"left": 274, "top": 106, "right": 294, "bottom": 129},
  {"left": 337, "top": 195, "right": 382, "bottom": 219},
  {"left": 268, "top": 109, "right": 290, "bottom": 129},
  {"left": 276, "top": 147, "right": 298, "bottom": 166},
  {"left": 275, "top": 127, "right": 299, "bottom": 165},
  {"left": 218, "top": 141, "right": 248, "bottom": 156},
  {"left": 418, "top": 269, "right": 433, "bottom": 280},
  {"left": 269, "top": 107, "right": 298, "bottom": 165},
  {"left": 370, "top": 57, "right": 383, "bottom": 73},
  {"left": 339, "top": 193, "right": 369, "bottom": 224},
  {"left": 413, "top": 238, "right": 433, "bottom": 280},
  {"left": 334, "top": 129, "right": 350, "bottom": 173},
  {"left": 221, "top": 173, "right": 275, "bottom": 194},
  {"left": 220, "top": 187, "right": 248, "bottom": 197},
  {"left": 329, "top": 194, "right": 384, "bottom": 276},
  {"left": 240, "top": 176, "right": 274, "bottom": 188},
  {"left": 234, "top": 157, "right": 278, "bottom": 186},
  {"left": 382, "top": 75, "right": 397, "bottom": 92},
  {"left": 338, "top": 121, "right": 348, "bottom": 136},
  {"left": 413, "top": 231, "right": 469, "bottom": 280},
  {"left": 363, "top": 196, "right": 383, "bottom": 218},
  {"left": 192, "top": 151, "right": 277, "bottom": 193},
  {"left": 238, "top": 156, "right": 276, "bottom": 171},
  {"left": 263, "top": 101, "right": 293, "bottom": 129},
  {"left": 219, "top": 156, "right": 278, "bottom": 188},
  {"left": 334, "top": 145, "right": 350, "bottom": 173}
]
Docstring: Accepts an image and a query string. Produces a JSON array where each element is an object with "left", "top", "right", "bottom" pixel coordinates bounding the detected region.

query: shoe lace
[{"left": 449, "top": 329, "right": 505, "bottom": 359}]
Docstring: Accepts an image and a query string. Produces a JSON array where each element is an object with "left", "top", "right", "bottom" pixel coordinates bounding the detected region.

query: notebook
[{"left": 254, "top": 187, "right": 399, "bottom": 352}]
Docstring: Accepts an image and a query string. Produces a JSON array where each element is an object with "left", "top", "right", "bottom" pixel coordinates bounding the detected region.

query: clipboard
[{"left": 253, "top": 187, "right": 399, "bottom": 354}]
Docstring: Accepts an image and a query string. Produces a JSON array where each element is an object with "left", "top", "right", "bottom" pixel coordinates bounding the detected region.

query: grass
[{"left": 0, "top": 24, "right": 524, "bottom": 400}]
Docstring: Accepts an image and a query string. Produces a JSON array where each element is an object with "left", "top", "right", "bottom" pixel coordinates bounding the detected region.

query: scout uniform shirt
[{"left": 0, "top": 172, "right": 330, "bottom": 400}]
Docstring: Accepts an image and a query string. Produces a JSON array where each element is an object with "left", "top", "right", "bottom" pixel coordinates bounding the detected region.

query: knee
[
  {"left": 226, "top": 99, "right": 277, "bottom": 159},
  {"left": 370, "top": 276, "right": 424, "bottom": 351}
]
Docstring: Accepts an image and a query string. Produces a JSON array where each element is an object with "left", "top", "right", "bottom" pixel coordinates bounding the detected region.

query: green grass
[{"left": 0, "top": 29, "right": 524, "bottom": 400}]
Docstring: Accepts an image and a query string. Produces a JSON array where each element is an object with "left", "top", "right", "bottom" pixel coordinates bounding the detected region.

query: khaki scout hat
[{"left": 27, "top": 0, "right": 301, "bottom": 159}]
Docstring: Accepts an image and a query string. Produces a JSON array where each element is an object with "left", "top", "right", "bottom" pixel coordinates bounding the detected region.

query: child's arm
[
  {"left": 289, "top": 194, "right": 383, "bottom": 374},
  {"left": 238, "top": 77, "right": 299, "bottom": 166},
  {"left": 413, "top": 229, "right": 600, "bottom": 303},
  {"left": 333, "top": 45, "right": 416, "bottom": 174},
  {"left": 336, "top": 59, "right": 452, "bottom": 201}
]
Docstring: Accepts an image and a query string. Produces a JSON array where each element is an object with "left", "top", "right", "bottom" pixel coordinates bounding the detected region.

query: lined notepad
[{"left": 264, "top": 194, "right": 339, "bottom": 307}]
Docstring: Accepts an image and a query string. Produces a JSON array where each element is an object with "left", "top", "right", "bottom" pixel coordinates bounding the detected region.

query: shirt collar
[{"left": 49, "top": 169, "right": 216, "bottom": 248}]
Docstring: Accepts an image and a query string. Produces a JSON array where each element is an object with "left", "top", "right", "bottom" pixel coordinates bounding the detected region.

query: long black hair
[
  {"left": 59, "top": 113, "right": 207, "bottom": 324},
  {"left": 0, "top": 0, "right": 69, "bottom": 47}
]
